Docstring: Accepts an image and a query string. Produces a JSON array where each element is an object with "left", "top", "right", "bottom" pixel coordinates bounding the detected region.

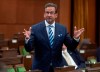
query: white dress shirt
[
  {"left": 45, "top": 20, "right": 55, "bottom": 37},
  {"left": 62, "top": 49, "right": 78, "bottom": 69}
]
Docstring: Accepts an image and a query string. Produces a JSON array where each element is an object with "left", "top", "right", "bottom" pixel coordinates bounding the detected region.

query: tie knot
[{"left": 49, "top": 25, "right": 53, "bottom": 28}]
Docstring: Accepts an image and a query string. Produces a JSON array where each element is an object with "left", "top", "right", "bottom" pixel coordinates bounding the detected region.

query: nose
[{"left": 48, "top": 13, "right": 51, "bottom": 16}]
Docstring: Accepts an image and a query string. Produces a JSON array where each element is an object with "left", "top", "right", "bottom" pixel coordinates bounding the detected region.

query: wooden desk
[
  {"left": 0, "top": 55, "right": 22, "bottom": 65},
  {"left": 86, "top": 62, "right": 100, "bottom": 72},
  {"left": 54, "top": 66, "right": 75, "bottom": 72},
  {"left": 86, "top": 62, "right": 100, "bottom": 68},
  {"left": 86, "top": 67, "right": 100, "bottom": 72},
  {"left": 26, "top": 70, "right": 42, "bottom": 72},
  {"left": 90, "top": 62, "right": 100, "bottom": 68},
  {"left": 0, "top": 48, "right": 18, "bottom": 57}
]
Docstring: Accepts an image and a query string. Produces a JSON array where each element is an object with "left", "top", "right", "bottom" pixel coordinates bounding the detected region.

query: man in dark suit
[
  {"left": 23, "top": 3, "right": 84, "bottom": 72},
  {"left": 62, "top": 45, "right": 86, "bottom": 69},
  {"left": 97, "top": 47, "right": 100, "bottom": 62}
]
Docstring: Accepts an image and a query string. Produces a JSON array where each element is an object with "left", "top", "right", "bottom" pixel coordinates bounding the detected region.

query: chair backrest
[
  {"left": 79, "top": 44, "right": 97, "bottom": 61},
  {"left": 6, "top": 65, "right": 15, "bottom": 72},
  {"left": 8, "top": 39, "right": 19, "bottom": 49},
  {"left": 23, "top": 55, "right": 33, "bottom": 71},
  {"left": 13, "top": 33, "right": 25, "bottom": 40},
  {"left": 15, "top": 64, "right": 26, "bottom": 72},
  {"left": 87, "top": 56, "right": 97, "bottom": 64},
  {"left": 22, "top": 48, "right": 29, "bottom": 56},
  {"left": 19, "top": 46, "right": 29, "bottom": 56}
]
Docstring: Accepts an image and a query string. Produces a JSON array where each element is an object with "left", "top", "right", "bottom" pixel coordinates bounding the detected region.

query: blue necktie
[{"left": 48, "top": 25, "right": 54, "bottom": 48}]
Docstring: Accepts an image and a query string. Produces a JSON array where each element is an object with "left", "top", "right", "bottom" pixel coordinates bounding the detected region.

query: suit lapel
[
  {"left": 40, "top": 22, "right": 50, "bottom": 47},
  {"left": 53, "top": 23, "right": 60, "bottom": 48}
]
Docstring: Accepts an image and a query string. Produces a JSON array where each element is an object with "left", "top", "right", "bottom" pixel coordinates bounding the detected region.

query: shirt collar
[{"left": 45, "top": 20, "right": 55, "bottom": 27}]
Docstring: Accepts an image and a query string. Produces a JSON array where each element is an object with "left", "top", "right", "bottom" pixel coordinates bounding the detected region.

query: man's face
[{"left": 44, "top": 7, "right": 58, "bottom": 24}]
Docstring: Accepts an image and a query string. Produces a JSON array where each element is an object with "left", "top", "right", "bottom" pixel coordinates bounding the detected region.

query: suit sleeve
[{"left": 63, "top": 27, "right": 79, "bottom": 51}]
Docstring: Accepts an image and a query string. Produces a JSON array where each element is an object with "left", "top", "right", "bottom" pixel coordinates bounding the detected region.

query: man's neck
[{"left": 45, "top": 20, "right": 55, "bottom": 24}]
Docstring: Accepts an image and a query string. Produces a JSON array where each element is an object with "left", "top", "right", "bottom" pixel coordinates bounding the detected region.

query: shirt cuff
[
  {"left": 25, "top": 38, "right": 30, "bottom": 44},
  {"left": 74, "top": 37, "right": 80, "bottom": 42}
]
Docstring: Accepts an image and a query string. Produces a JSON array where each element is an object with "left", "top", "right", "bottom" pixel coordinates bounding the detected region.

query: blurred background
[{"left": 0, "top": 0, "right": 99, "bottom": 46}]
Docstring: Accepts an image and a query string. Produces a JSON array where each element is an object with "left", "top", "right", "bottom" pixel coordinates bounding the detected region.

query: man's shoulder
[
  {"left": 55, "top": 22, "right": 66, "bottom": 29},
  {"left": 31, "top": 21, "right": 45, "bottom": 28}
]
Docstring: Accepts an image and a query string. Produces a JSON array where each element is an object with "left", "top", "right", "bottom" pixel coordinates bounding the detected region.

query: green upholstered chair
[
  {"left": 16, "top": 67, "right": 26, "bottom": 72},
  {"left": 7, "top": 68, "right": 15, "bottom": 72},
  {"left": 15, "top": 64, "right": 26, "bottom": 72},
  {"left": 87, "top": 56, "right": 97, "bottom": 64},
  {"left": 22, "top": 48, "right": 29, "bottom": 56},
  {"left": 7, "top": 65, "right": 15, "bottom": 72},
  {"left": 19, "top": 46, "right": 29, "bottom": 56}
]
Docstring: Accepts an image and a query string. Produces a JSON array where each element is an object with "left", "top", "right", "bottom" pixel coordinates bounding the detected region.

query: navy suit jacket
[
  {"left": 62, "top": 49, "right": 86, "bottom": 69},
  {"left": 25, "top": 21, "right": 79, "bottom": 72},
  {"left": 97, "top": 47, "right": 100, "bottom": 62}
]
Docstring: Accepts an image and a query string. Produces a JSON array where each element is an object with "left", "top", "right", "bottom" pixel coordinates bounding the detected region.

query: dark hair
[{"left": 45, "top": 3, "right": 58, "bottom": 13}]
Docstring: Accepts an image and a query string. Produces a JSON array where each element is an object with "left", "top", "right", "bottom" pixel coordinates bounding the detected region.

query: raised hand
[
  {"left": 73, "top": 26, "right": 84, "bottom": 39},
  {"left": 23, "top": 27, "right": 31, "bottom": 39}
]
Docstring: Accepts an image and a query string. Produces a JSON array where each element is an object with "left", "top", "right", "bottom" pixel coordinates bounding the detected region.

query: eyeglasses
[{"left": 45, "top": 11, "right": 56, "bottom": 15}]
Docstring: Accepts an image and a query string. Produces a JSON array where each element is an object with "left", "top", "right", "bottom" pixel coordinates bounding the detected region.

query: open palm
[
  {"left": 73, "top": 26, "right": 84, "bottom": 39},
  {"left": 23, "top": 27, "right": 31, "bottom": 39}
]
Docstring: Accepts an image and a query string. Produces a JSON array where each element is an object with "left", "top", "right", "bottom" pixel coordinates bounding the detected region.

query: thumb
[
  {"left": 74, "top": 26, "right": 77, "bottom": 31},
  {"left": 29, "top": 27, "right": 31, "bottom": 32}
]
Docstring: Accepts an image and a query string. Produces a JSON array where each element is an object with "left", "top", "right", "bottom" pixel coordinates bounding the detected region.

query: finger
[
  {"left": 29, "top": 27, "right": 31, "bottom": 32},
  {"left": 81, "top": 29, "right": 84, "bottom": 33},
  {"left": 74, "top": 26, "right": 77, "bottom": 31},
  {"left": 78, "top": 30, "right": 80, "bottom": 32},
  {"left": 23, "top": 32, "right": 25, "bottom": 34},
  {"left": 24, "top": 29, "right": 27, "bottom": 32},
  {"left": 80, "top": 28, "right": 85, "bottom": 32}
]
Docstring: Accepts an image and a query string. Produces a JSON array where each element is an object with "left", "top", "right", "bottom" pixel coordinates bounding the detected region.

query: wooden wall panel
[
  {"left": 0, "top": 24, "right": 31, "bottom": 38},
  {"left": 17, "top": 0, "right": 34, "bottom": 24},
  {"left": 87, "top": 0, "right": 96, "bottom": 43},
  {"left": 59, "top": 0, "right": 71, "bottom": 33},
  {"left": 16, "top": 0, "right": 60, "bottom": 24},
  {"left": 0, "top": 0, "right": 96, "bottom": 45},
  {"left": 33, "top": 0, "right": 60, "bottom": 24},
  {"left": 73, "top": 0, "right": 96, "bottom": 43},
  {"left": 0, "top": 0, "right": 96, "bottom": 43},
  {"left": 0, "top": 0, "right": 62, "bottom": 39},
  {"left": 0, "top": 0, "right": 17, "bottom": 23}
]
